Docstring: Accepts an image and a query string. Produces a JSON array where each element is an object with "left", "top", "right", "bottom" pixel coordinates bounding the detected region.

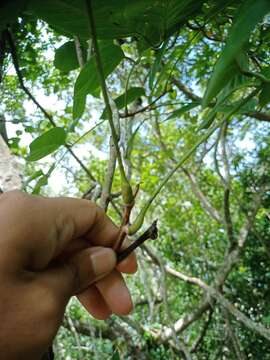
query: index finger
[{"left": 0, "top": 191, "right": 136, "bottom": 272}]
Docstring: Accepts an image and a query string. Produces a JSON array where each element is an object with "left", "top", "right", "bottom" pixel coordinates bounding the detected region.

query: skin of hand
[{"left": 0, "top": 190, "right": 137, "bottom": 360}]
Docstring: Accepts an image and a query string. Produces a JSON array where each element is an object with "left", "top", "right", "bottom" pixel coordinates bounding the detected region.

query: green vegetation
[{"left": 1, "top": 1, "right": 270, "bottom": 358}]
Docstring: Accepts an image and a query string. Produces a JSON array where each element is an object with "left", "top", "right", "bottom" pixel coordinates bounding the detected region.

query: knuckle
[
  {"left": 55, "top": 213, "right": 76, "bottom": 245},
  {"left": 82, "top": 199, "right": 105, "bottom": 220},
  {"left": 95, "top": 205, "right": 106, "bottom": 221}
]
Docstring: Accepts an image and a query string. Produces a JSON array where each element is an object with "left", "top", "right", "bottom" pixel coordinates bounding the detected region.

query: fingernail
[{"left": 90, "top": 247, "right": 116, "bottom": 277}]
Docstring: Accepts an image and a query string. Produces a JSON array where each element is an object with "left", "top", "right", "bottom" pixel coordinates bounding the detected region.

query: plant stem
[
  {"left": 84, "top": 0, "right": 131, "bottom": 194},
  {"left": 129, "top": 89, "right": 259, "bottom": 235},
  {"left": 117, "top": 220, "right": 158, "bottom": 263}
]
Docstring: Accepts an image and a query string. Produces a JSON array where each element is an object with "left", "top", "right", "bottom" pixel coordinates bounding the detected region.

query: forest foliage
[{"left": 1, "top": 1, "right": 270, "bottom": 359}]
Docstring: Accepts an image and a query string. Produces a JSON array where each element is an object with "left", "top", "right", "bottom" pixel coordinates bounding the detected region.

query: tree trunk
[{"left": 0, "top": 134, "right": 22, "bottom": 191}]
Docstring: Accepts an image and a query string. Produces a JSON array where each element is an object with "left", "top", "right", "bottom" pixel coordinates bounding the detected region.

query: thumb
[{"left": 39, "top": 247, "right": 116, "bottom": 300}]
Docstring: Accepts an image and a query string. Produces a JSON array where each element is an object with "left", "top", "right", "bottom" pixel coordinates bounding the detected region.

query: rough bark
[{"left": 0, "top": 135, "right": 22, "bottom": 191}]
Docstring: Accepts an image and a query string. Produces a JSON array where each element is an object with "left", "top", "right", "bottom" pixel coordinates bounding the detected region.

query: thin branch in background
[
  {"left": 137, "top": 255, "right": 155, "bottom": 321},
  {"left": 191, "top": 308, "right": 214, "bottom": 353},
  {"left": 220, "top": 121, "right": 231, "bottom": 185},
  {"left": 119, "top": 90, "right": 168, "bottom": 118},
  {"left": 161, "top": 261, "right": 270, "bottom": 341},
  {"left": 213, "top": 126, "right": 227, "bottom": 186},
  {"left": 123, "top": 55, "right": 141, "bottom": 116},
  {"left": 194, "top": 137, "right": 217, "bottom": 171},
  {"left": 155, "top": 248, "right": 192, "bottom": 359},
  {"left": 220, "top": 121, "right": 234, "bottom": 247},
  {"left": 4, "top": 28, "right": 96, "bottom": 182},
  {"left": 212, "top": 342, "right": 225, "bottom": 360},
  {"left": 109, "top": 198, "right": 122, "bottom": 220},
  {"left": 142, "top": 245, "right": 194, "bottom": 358},
  {"left": 145, "top": 189, "right": 264, "bottom": 341},
  {"left": 129, "top": 89, "right": 258, "bottom": 235},
  {"left": 222, "top": 308, "right": 247, "bottom": 360},
  {"left": 183, "top": 168, "right": 224, "bottom": 224},
  {"left": 63, "top": 145, "right": 96, "bottom": 182},
  {"left": 74, "top": 36, "right": 85, "bottom": 68},
  {"left": 66, "top": 314, "right": 83, "bottom": 359},
  {"left": 4, "top": 30, "right": 56, "bottom": 126},
  {"left": 82, "top": 184, "right": 96, "bottom": 199},
  {"left": 62, "top": 316, "right": 118, "bottom": 341},
  {"left": 246, "top": 111, "right": 270, "bottom": 123},
  {"left": 154, "top": 114, "right": 223, "bottom": 224},
  {"left": 143, "top": 243, "right": 211, "bottom": 336},
  {"left": 171, "top": 75, "right": 270, "bottom": 124},
  {"left": 171, "top": 76, "right": 201, "bottom": 102}
]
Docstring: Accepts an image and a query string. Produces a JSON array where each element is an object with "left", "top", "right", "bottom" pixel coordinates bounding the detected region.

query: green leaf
[
  {"left": 259, "top": 67, "right": 270, "bottom": 107},
  {"left": 24, "top": 169, "right": 44, "bottom": 186},
  {"left": 259, "top": 84, "right": 270, "bottom": 108},
  {"left": 202, "top": 0, "right": 270, "bottom": 108},
  {"left": 111, "top": 349, "right": 120, "bottom": 360},
  {"left": 73, "top": 42, "right": 124, "bottom": 120},
  {"left": 199, "top": 97, "right": 258, "bottom": 130},
  {"left": 27, "top": 0, "right": 203, "bottom": 47},
  {"left": 165, "top": 102, "right": 200, "bottom": 121},
  {"left": 32, "top": 165, "right": 55, "bottom": 194},
  {"left": 262, "top": 314, "right": 270, "bottom": 326},
  {"left": 149, "top": 39, "right": 169, "bottom": 90},
  {"left": 100, "top": 87, "right": 145, "bottom": 119},
  {"left": 198, "top": 108, "right": 217, "bottom": 130},
  {"left": 54, "top": 41, "right": 85, "bottom": 72},
  {"left": 0, "top": 0, "right": 27, "bottom": 32},
  {"left": 27, "top": 127, "right": 66, "bottom": 161}
]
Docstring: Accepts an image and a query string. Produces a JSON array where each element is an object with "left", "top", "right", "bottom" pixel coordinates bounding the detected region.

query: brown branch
[
  {"left": 170, "top": 77, "right": 201, "bottom": 102},
  {"left": 171, "top": 76, "right": 270, "bottom": 124},
  {"left": 154, "top": 114, "right": 223, "bottom": 224},
  {"left": 135, "top": 298, "right": 162, "bottom": 307},
  {"left": 109, "top": 198, "right": 122, "bottom": 220},
  {"left": 222, "top": 308, "right": 247, "bottom": 360},
  {"left": 65, "top": 145, "right": 96, "bottom": 182},
  {"left": 246, "top": 111, "right": 270, "bottom": 122},
  {"left": 161, "top": 264, "right": 270, "bottom": 342},
  {"left": 190, "top": 308, "right": 214, "bottom": 353},
  {"left": 145, "top": 190, "right": 263, "bottom": 339},
  {"left": 119, "top": 91, "right": 167, "bottom": 118},
  {"left": 117, "top": 220, "right": 158, "bottom": 263},
  {"left": 182, "top": 168, "right": 223, "bottom": 224},
  {"left": 213, "top": 127, "right": 227, "bottom": 187},
  {"left": 63, "top": 316, "right": 122, "bottom": 342},
  {"left": 220, "top": 122, "right": 234, "bottom": 246}
]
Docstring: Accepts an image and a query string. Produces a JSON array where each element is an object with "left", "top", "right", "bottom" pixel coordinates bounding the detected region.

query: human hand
[{"left": 0, "top": 191, "right": 137, "bottom": 360}]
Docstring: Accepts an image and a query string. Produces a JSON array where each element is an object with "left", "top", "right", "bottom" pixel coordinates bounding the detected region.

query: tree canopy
[{"left": 1, "top": 1, "right": 270, "bottom": 359}]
